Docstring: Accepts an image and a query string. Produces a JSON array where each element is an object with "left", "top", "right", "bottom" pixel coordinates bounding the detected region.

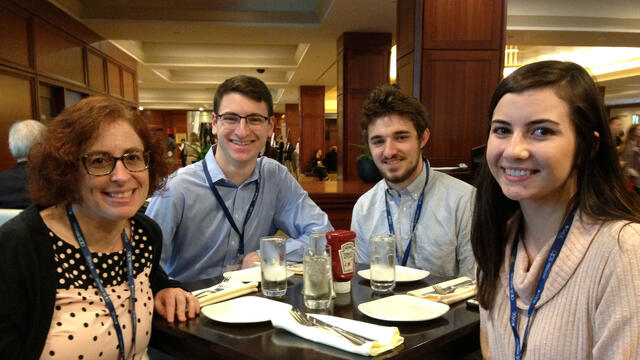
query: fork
[
  {"left": 289, "top": 309, "right": 372, "bottom": 346},
  {"left": 430, "top": 280, "right": 475, "bottom": 296},
  {"left": 195, "top": 275, "right": 231, "bottom": 299}
]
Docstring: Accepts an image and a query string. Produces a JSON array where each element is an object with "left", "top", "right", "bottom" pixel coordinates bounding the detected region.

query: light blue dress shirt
[
  {"left": 351, "top": 162, "right": 476, "bottom": 278},
  {"left": 146, "top": 148, "right": 333, "bottom": 281}
]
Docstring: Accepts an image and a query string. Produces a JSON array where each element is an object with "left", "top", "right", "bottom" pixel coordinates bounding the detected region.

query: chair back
[{"left": 0, "top": 208, "right": 22, "bottom": 226}]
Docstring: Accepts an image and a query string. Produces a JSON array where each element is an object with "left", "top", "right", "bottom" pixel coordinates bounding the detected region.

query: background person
[
  {"left": 622, "top": 124, "right": 640, "bottom": 193},
  {"left": 324, "top": 145, "right": 338, "bottom": 173},
  {"left": 307, "top": 148, "right": 328, "bottom": 180},
  {"left": 0, "top": 97, "right": 199, "bottom": 359},
  {"left": 183, "top": 132, "right": 201, "bottom": 165},
  {"left": 0, "top": 120, "right": 46, "bottom": 209},
  {"left": 351, "top": 85, "right": 475, "bottom": 278},
  {"left": 472, "top": 61, "right": 640, "bottom": 359},
  {"left": 146, "top": 75, "right": 332, "bottom": 282}
]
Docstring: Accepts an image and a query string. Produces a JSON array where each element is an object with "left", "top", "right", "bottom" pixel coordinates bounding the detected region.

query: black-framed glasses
[
  {"left": 216, "top": 113, "right": 269, "bottom": 128},
  {"left": 81, "top": 151, "right": 150, "bottom": 176}
]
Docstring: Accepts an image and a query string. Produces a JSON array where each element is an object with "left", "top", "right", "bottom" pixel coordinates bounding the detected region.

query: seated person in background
[
  {"left": 609, "top": 115, "right": 624, "bottom": 148},
  {"left": 473, "top": 61, "right": 640, "bottom": 359},
  {"left": 622, "top": 124, "right": 640, "bottom": 193},
  {"left": 0, "top": 97, "right": 198, "bottom": 360},
  {"left": 146, "top": 75, "right": 333, "bottom": 282},
  {"left": 0, "top": 120, "right": 46, "bottom": 209},
  {"left": 351, "top": 85, "right": 475, "bottom": 278},
  {"left": 307, "top": 148, "right": 329, "bottom": 180},
  {"left": 183, "top": 132, "right": 201, "bottom": 165},
  {"left": 324, "top": 145, "right": 338, "bottom": 172}
]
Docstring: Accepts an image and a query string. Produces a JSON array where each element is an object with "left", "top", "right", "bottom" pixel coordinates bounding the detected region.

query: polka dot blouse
[{"left": 41, "top": 219, "right": 155, "bottom": 360}]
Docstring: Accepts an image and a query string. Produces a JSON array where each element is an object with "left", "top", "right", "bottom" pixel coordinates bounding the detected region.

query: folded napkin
[
  {"left": 271, "top": 312, "right": 403, "bottom": 356},
  {"left": 192, "top": 280, "right": 259, "bottom": 307},
  {"left": 407, "top": 276, "right": 476, "bottom": 305}
]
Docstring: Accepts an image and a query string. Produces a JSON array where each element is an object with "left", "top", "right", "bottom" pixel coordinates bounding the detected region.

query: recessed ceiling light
[{"left": 199, "top": 107, "right": 204, "bottom": 111}]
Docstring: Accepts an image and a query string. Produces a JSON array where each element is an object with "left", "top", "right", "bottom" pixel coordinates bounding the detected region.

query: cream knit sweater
[{"left": 480, "top": 212, "right": 640, "bottom": 359}]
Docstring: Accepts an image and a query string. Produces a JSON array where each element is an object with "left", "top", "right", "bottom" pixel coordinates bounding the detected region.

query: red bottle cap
[{"left": 326, "top": 230, "right": 356, "bottom": 241}]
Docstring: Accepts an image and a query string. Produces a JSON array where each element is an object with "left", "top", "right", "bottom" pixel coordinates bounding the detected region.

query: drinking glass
[
  {"left": 369, "top": 235, "right": 396, "bottom": 292},
  {"left": 303, "top": 233, "right": 333, "bottom": 310},
  {"left": 260, "top": 236, "right": 287, "bottom": 297}
]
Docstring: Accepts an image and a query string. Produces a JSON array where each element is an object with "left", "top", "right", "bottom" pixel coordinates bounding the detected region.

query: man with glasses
[{"left": 146, "top": 75, "right": 333, "bottom": 281}]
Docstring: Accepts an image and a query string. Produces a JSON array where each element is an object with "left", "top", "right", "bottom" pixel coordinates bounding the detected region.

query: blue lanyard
[
  {"left": 509, "top": 209, "right": 576, "bottom": 360},
  {"left": 384, "top": 160, "right": 429, "bottom": 266},
  {"left": 66, "top": 204, "right": 136, "bottom": 360},
  {"left": 202, "top": 157, "right": 260, "bottom": 257}
]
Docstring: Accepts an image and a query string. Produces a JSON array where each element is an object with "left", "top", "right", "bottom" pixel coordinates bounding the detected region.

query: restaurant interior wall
[
  {"left": 396, "top": 0, "right": 506, "bottom": 167},
  {"left": 0, "top": 0, "right": 138, "bottom": 172}
]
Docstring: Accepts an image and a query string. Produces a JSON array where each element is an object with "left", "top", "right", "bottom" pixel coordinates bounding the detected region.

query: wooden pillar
[
  {"left": 299, "top": 86, "right": 325, "bottom": 174},
  {"left": 337, "top": 32, "right": 392, "bottom": 181},
  {"left": 285, "top": 103, "right": 300, "bottom": 144},
  {"left": 397, "top": 0, "right": 506, "bottom": 166}
]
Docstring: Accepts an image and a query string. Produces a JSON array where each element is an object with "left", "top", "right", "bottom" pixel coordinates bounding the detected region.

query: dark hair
[
  {"left": 213, "top": 75, "right": 273, "bottom": 116},
  {"left": 627, "top": 124, "right": 640, "bottom": 142},
  {"left": 28, "top": 96, "right": 169, "bottom": 206},
  {"left": 472, "top": 60, "right": 640, "bottom": 309},
  {"left": 361, "top": 84, "right": 430, "bottom": 142}
]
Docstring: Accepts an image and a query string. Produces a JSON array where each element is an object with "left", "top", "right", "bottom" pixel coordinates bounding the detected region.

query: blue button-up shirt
[
  {"left": 351, "top": 163, "right": 475, "bottom": 278},
  {"left": 146, "top": 149, "right": 333, "bottom": 281}
]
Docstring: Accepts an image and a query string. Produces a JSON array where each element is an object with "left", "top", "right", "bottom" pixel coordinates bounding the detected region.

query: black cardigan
[{"left": 0, "top": 205, "right": 180, "bottom": 359}]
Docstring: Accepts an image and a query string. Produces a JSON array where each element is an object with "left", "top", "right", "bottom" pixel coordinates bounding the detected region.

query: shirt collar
[
  {"left": 384, "top": 159, "right": 428, "bottom": 200},
  {"left": 204, "top": 145, "right": 261, "bottom": 187}
]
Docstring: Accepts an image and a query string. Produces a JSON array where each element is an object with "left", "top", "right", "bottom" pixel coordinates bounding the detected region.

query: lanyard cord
[
  {"left": 384, "top": 160, "right": 429, "bottom": 266},
  {"left": 66, "top": 204, "right": 136, "bottom": 360},
  {"left": 202, "top": 157, "right": 260, "bottom": 257},
  {"left": 508, "top": 208, "right": 576, "bottom": 360}
]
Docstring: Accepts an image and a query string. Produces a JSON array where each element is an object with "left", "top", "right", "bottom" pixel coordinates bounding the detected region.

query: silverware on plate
[
  {"left": 195, "top": 275, "right": 231, "bottom": 299},
  {"left": 421, "top": 279, "right": 475, "bottom": 297},
  {"left": 289, "top": 309, "right": 375, "bottom": 346}
]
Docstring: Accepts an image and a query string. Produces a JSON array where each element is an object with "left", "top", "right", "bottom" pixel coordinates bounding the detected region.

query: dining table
[{"left": 150, "top": 266, "right": 480, "bottom": 359}]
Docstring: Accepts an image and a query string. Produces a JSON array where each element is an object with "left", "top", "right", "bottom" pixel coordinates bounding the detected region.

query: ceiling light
[
  {"left": 138, "top": 106, "right": 144, "bottom": 111},
  {"left": 199, "top": 107, "right": 204, "bottom": 111}
]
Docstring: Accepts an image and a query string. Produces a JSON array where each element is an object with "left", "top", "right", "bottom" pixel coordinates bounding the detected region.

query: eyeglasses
[
  {"left": 82, "top": 151, "right": 150, "bottom": 176},
  {"left": 216, "top": 113, "right": 269, "bottom": 128}
]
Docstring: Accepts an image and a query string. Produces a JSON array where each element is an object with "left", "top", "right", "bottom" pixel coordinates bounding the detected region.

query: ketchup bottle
[{"left": 326, "top": 230, "right": 356, "bottom": 293}]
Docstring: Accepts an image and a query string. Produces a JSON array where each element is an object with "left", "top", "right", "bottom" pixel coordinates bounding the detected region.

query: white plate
[
  {"left": 201, "top": 296, "right": 292, "bottom": 323},
  {"left": 223, "top": 266, "right": 295, "bottom": 283},
  {"left": 358, "top": 295, "right": 449, "bottom": 322},
  {"left": 357, "top": 265, "right": 430, "bottom": 282}
]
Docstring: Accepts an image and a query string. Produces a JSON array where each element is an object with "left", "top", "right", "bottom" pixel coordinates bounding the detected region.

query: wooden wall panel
[
  {"left": 300, "top": 86, "right": 325, "bottom": 173},
  {"left": 87, "top": 50, "right": 105, "bottom": 92},
  {"left": 0, "top": 5, "right": 30, "bottom": 68},
  {"left": 338, "top": 32, "right": 391, "bottom": 181},
  {"left": 396, "top": 54, "right": 414, "bottom": 96},
  {"left": 424, "top": 0, "right": 504, "bottom": 49},
  {"left": 122, "top": 69, "right": 135, "bottom": 102},
  {"left": 285, "top": 103, "right": 300, "bottom": 144},
  {"left": 34, "top": 22, "right": 84, "bottom": 85},
  {"left": 396, "top": 0, "right": 416, "bottom": 59},
  {"left": 0, "top": 71, "right": 33, "bottom": 170},
  {"left": 421, "top": 50, "right": 499, "bottom": 166},
  {"left": 107, "top": 61, "right": 122, "bottom": 97}
]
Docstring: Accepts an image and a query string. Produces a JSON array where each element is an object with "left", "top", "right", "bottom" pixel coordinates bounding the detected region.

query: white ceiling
[{"left": 49, "top": 0, "right": 640, "bottom": 111}]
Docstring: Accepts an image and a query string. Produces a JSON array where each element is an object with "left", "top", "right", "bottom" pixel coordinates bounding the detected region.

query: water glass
[
  {"left": 369, "top": 235, "right": 396, "bottom": 292},
  {"left": 303, "top": 233, "right": 333, "bottom": 310},
  {"left": 260, "top": 236, "right": 287, "bottom": 297}
]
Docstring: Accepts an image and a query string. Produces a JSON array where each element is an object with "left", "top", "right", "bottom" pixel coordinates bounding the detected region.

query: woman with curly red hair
[{"left": 0, "top": 96, "right": 199, "bottom": 359}]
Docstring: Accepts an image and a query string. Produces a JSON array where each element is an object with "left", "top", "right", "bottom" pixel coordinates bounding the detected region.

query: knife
[{"left": 305, "top": 313, "right": 376, "bottom": 344}]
